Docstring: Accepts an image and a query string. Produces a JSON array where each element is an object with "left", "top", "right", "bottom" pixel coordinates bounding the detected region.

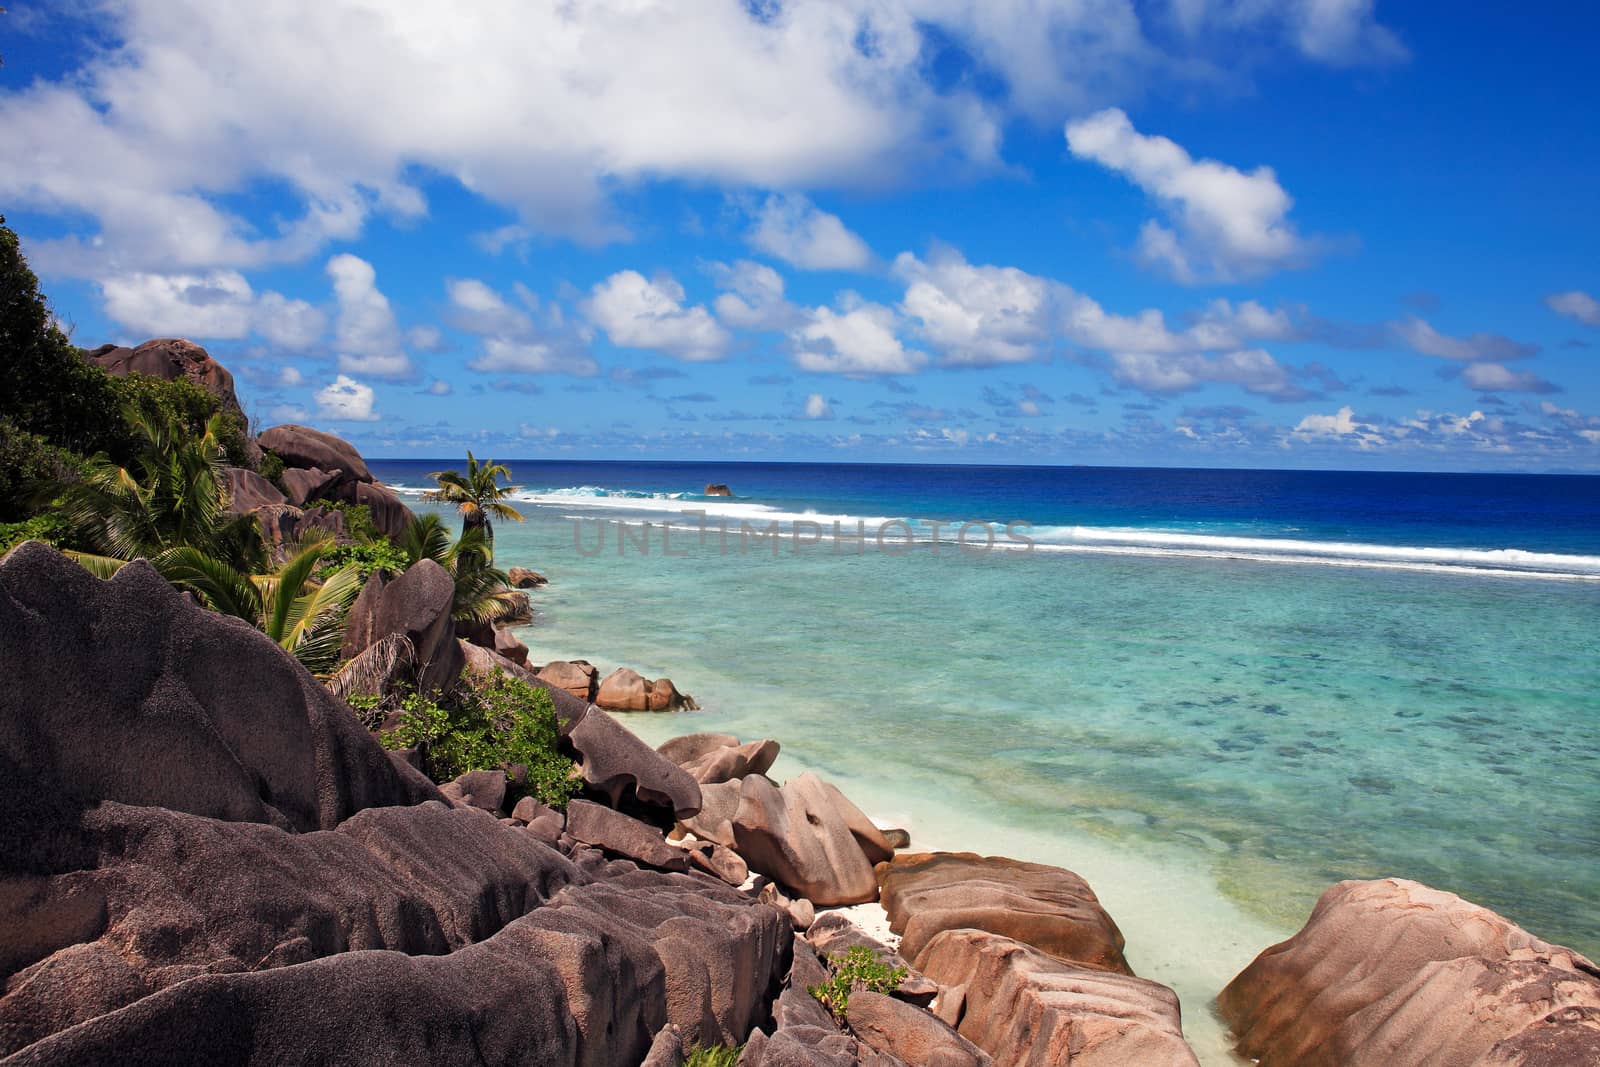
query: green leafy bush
[
  {"left": 0, "top": 513, "right": 70, "bottom": 554},
  {"left": 808, "top": 946, "right": 907, "bottom": 1018},
  {"left": 379, "top": 669, "right": 579, "bottom": 808},
  {"left": 324, "top": 538, "right": 409, "bottom": 579},
  {"left": 0, "top": 418, "right": 79, "bottom": 522},
  {"left": 109, "top": 373, "right": 250, "bottom": 467},
  {"left": 258, "top": 450, "right": 285, "bottom": 489},
  {"left": 684, "top": 1045, "right": 742, "bottom": 1067},
  {"left": 318, "top": 500, "right": 379, "bottom": 542}
]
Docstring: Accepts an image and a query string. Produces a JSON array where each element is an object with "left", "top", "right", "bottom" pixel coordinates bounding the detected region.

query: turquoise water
[{"left": 383, "top": 462, "right": 1599, "bottom": 1060}]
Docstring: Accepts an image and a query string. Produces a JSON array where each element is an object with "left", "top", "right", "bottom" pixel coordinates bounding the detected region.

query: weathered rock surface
[
  {"left": 679, "top": 779, "right": 744, "bottom": 848},
  {"left": 565, "top": 706, "right": 703, "bottom": 822},
  {"left": 222, "top": 466, "right": 285, "bottom": 513},
  {"left": 732, "top": 773, "right": 880, "bottom": 906},
  {"left": 805, "top": 913, "right": 938, "bottom": 1007},
  {"left": 340, "top": 561, "right": 462, "bottom": 695},
  {"left": 4, "top": 860, "right": 789, "bottom": 1065},
  {"left": 539, "top": 659, "right": 600, "bottom": 702},
  {"left": 685, "top": 738, "right": 782, "bottom": 785},
  {"left": 682, "top": 839, "right": 750, "bottom": 886},
  {"left": 278, "top": 466, "right": 342, "bottom": 507},
  {"left": 0, "top": 543, "right": 439, "bottom": 837},
  {"left": 508, "top": 566, "right": 548, "bottom": 588},
  {"left": 258, "top": 424, "right": 372, "bottom": 485},
  {"left": 564, "top": 800, "right": 691, "bottom": 873},
  {"left": 349, "top": 480, "right": 415, "bottom": 541},
  {"left": 1218, "top": 877, "right": 1600, "bottom": 1067},
  {"left": 597, "top": 666, "right": 698, "bottom": 712},
  {"left": 705, "top": 484, "right": 733, "bottom": 496},
  {"left": 914, "top": 929, "right": 1198, "bottom": 1067},
  {"left": 642, "top": 1024, "right": 685, "bottom": 1067},
  {"left": 0, "top": 544, "right": 792, "bottom": 1066},
  {"left": 85, "top": 339, "right": 243, "bottom": 417},
  {"left": 846, "top": 990, "right": 990, "bottom": 1067},
  {"left": 877, "top": 852, "right": 1130, "bottom": 972},
  {"left": 493, "top": 627, "right": 529, "bottom": 666},
  {"left": 439, "top": 768, "right": 507, "bottom": 813},
  {"left": 659, "top": 733, "right": 743, "bottom": 766}
]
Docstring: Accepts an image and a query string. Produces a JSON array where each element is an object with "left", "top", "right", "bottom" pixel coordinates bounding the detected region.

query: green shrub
[
  {"left": 684, "top": 1045, "right": 742, "bottom": 1067},
  {"left": 0, "top": 513, "right": 70, "bottom": 554},
  {"left": 379, "top": 669, "right": 579, "bottom": 808},
  {"left": 258, "top": 451, "right": 285, "bottom": 489},
  {"left": 0, "top": 418, "right": 79, "bottom": 522},
  {"left": 324, "top": 538, "right": 409, "bottom": 579},
  {"left": 319, "top": 500, "right": 379, "bottom": 542},
  {"left": 807, "top": 946, "right": 907, "bottom": 1018},
  {"left": 109, "top": 373, "right": 251, "bottom": 468}
]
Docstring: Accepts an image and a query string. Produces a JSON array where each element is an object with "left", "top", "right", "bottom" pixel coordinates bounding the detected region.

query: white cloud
[
  {"left": 424, "top": 378, "right": 452, "bottom": 396},
  {"left": 1065, "top": 108, "right": 1314, "bottom": 282},
  {"left": 1392, "top": 316, "right": 1537, "bottom": 361},
  {"left": 746, "top": 194, "right": 872, "bottom": 271},
  {"left": 1, "top": 4, "right": 1402, "bottom": 276},
  {"left": 803, "top": 393, "right": 833, "bottom": 419},
  {"left": 269, "top": 403, "right": 310, "bottom": 422},
  {"left": 1111, "top": 348, "right": 1303, "bottom": 399},
  {"left": 277, "top": 366, "right": 304, "bottom": 387},
  {"left": 1461, "top": 362, "right": 1558, "bottom": 394},
  {"left": 327, "top": 254, "right": 414, "bottom": 379},
  {"left": 99, "top": 270, "right": 257, "bottom": 338},
  {"left": 792, "top": 298, "right": 927, "bottom": 376},
  {"left": 96, "top": 269, "right": 326, "bottom": 349},
  {"left": 894, "top": 249, "right": 1054, "bottom": 365},
  {"left": 1291, "top": 404, "right": 1384, "bottom": 447},
  {"left": 447, "top": 278, "right": 598, "bottom": 376},
  {"left": 584, "top": 270, "right": 729, "bottom": 362},
  {"left": 1545, "top": 290, "right": 1600, "bottom": 327},
  {"left": 710, "top": 260, "right": 802, "bottom": 331},
  {"left": 315, "top": 374, "right": 379, "bottom": 422}
]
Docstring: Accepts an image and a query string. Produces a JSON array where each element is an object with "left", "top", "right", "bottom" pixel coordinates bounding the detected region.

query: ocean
[{"left": 373, "top": 459, "right": 1600, "bottom": 1063}]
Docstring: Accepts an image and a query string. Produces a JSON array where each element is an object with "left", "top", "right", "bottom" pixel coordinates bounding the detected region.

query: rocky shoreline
[
  {"left": 5, "top": 529, "right": 1599, "bottom": 1064},
  {"left": 3, "top": 340, "right": 1598, "bottom": 1064}
]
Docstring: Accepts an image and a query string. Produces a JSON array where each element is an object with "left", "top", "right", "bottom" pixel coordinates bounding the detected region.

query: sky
[{"left": 2, "top": 2, "right": 1598, "bottom": 470}]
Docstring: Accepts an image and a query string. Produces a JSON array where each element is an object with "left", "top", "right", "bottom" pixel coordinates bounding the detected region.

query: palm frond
[
  {"left": 65, "top": 551, "right": 130, "bottom": 579},
  {"left": 325, "top": 633, "right": 416, "bottom": 702},
  {"left": 155, "top": 546, "right": 261, "bottom": 621}
]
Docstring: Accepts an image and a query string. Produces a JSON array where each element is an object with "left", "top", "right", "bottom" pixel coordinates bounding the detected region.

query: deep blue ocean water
[{"left": 372, "top": 459, "right": 1600, "bottom": 1060}]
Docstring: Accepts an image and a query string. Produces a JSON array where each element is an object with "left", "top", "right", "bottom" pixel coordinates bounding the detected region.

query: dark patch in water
[
  {"left": 1349, "top": 775, "right": 1395, "bottom": 794},
  {"left": 1394, "top": 709, "right": 1423, "bottom": 719},
  {"left": 1258, "top": 703, "right": 1287, "bottom": 717}
]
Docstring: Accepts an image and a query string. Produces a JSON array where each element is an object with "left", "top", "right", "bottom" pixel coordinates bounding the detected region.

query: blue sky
[{"left": 3, "top": 2, "right": 1597, "bottom": 469}]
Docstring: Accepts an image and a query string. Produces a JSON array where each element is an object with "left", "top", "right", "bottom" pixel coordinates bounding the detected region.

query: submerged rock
[
  {"left": 1219, "top": 877, "right": 1600, "bottom": 1067},
  {"left": 538, "top": 659, "right": 599, "bottom": 702},
  {"left": 508, "top": 566, "right": 548, "bottom": 588},
  {"left": 597, "top": 666, "right": 698, "bottom": 712},
  {"left": 704, "top": 484, "right": 733, "bottom": 496}
]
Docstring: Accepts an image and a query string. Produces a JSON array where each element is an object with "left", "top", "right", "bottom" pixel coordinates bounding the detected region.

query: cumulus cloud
[
  {"left": 1291, "top": 405, "right": 1384, "bottom": 448},
  {"left": 1065, "top": 108, "right": 1316, "bottom": 282},
  {"left": 1, "top": 3, "right": 1405, "bottom": 278},
  {"left": 327, "top": 254, "right": 414, "bottom": 379},
  {"left": 792, "top": 298, "right": 927, "bottom": 376},
  {"left": 803, "top": 393, "right": 834, "bottom": 419},
  {"left": 1391, "top": 315, "right": 1537, "bottom": 362},
  {"left": 315, "top": 374, "right": 379, "bottom": 422},
  {"left": 584, "top": 270, "right": 729, "bottom": 362},
  {"left": 1545, "top": 290, "right": 1600, "bottom": 327},
  {"left": 446, "top": 278, "right": 598, "bottom": 377},
  {"left": 1460, "top": 362, "right": 1559, "bottom": 394},
  {"left": 891, "top": 247, "right": 1309, "bottom": 399},
  {"left": 97, "top": 269, "right": 325, "bottom": 348},
  {"left": 745, "top": 194, "right": 872, "bottom": 271},
  {"left": 709, "top": 260, "right": 803, "bottom": 330},
  {"left": 894, "top": 250, "right": 1055, "bottom": 365}
]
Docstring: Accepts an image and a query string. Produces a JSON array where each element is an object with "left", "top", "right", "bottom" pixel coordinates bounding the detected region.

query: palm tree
[
  {"left": 159, "top": 534, "right": 366, "bottom": 672},
  {"left": 61, "top": 407, "right": 265, "bottom": 574},
  {"left": 60, "top": 406, "right": 361, "bottom": 670},
  {"left": 423, "top": 451, "right": 524, "bottom": 541},
  {"left": 399, "top": 514, "right": 526, "bottom": 625}
]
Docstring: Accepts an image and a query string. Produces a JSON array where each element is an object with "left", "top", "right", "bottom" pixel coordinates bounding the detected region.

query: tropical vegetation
[
  {"left": 424, "top": 451, "right": 524, "bottom": 540},
  {"left": 808, "top": 946, "right": 908, "bottom": 1018}
]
